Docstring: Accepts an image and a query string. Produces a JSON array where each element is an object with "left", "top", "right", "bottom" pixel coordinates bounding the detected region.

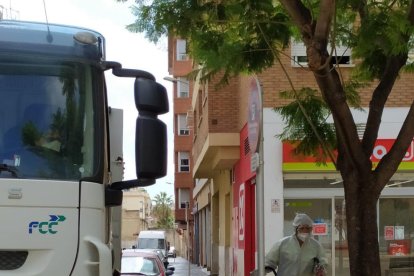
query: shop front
[
  {"left": 282, "top": 140, "right": 414, "bottom": 276},
  {"left": 233, "top": 125, "right": 256, "bottom": 276}
]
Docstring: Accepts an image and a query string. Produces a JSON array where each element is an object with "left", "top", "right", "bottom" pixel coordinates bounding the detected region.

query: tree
[
  {"left": 152, "top": 192, "right": 174, "bottom": 229},
  {"left": 123, "top": 1, "right": 414, "bottom": 275}
]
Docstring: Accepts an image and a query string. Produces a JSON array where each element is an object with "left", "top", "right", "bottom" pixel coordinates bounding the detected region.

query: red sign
[
  {"left": 371, "top": 140, "right": 414, "bottom": 162},
  {"left": 312, "top": 223, "right": 328, "bottom": 236},
  {"left": 388, "top": 240, "right": 411, "bottom": 256},
  {"left": 283, "top": 139, "right": 414, "bottom": 171},
  {"left": 385, "top": 226, "right": 395, "bottom": 240}
]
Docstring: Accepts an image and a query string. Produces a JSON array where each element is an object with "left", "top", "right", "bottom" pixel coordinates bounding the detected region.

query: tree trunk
[{"left": 343, "top": 171, "right": 382, "bottom": 276}]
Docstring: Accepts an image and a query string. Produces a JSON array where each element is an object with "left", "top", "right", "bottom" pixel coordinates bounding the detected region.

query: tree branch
[
  {"left": 257, "top": 23, "right": 337, "bottom": 167},
  {"left": 408, "top": 0, "right": 414, "bottom": 24},
  {"left": 279, "top": 0, "right": 313, "bottom": 40},
  {"left": 362, "top": 0, "right": 414, "bottom": 157},
  {"left": 314, "top": 0, "right": 334, "bottom": 44},
  {"left": 362, "top": 55, "right": 407, "bottom": 157},
  {"left": 314, "top": 67, "right": 370, "bottom": 172},
  {"left": 353, "top": 0, "right": 368, "bottom": 22},
  {"left": 374, "top": 101, "right": 414, "bottom": 193}
]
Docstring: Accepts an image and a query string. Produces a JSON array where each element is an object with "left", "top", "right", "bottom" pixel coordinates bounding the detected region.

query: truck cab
[{"left": 0, "top": 20, "right": 168, "bottom": 276}]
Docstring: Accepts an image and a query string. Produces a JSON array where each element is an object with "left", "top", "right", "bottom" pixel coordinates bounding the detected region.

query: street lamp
[{"left": 163, "top": 76, "right": 178, "bottom": 83}]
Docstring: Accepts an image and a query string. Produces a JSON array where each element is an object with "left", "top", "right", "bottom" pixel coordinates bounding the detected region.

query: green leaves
[
  {"left": 274, "top": 88, "right": 336, "bottom": 164},
  {"left": 153, "top": 192, "right": 174, "bottom": 229},
  {"left": 126, "top": 0, "right": 291, "bottom": 80},
  {"left": 123, "top": 0, "right": 414, "bottom": 168},
  {"left": 351, "top": 3, "right": 412, "bottom": 80}
]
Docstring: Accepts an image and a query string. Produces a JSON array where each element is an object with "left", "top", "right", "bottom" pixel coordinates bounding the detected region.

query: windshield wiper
[{"left": 0, "top": 164, "right": 19, "bottom": 178}]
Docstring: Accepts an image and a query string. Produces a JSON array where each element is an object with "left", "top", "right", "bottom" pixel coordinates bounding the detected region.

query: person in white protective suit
[{"left": 264, "top": 213, "right": 328, "bottom": 276}]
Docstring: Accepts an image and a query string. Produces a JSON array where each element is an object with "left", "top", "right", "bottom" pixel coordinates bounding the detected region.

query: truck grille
[{"left": 0, "top": 251, "right": 28, "bottom": 270}]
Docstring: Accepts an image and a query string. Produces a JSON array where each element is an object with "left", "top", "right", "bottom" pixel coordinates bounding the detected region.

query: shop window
[
  {"left": 333, "top": 198, "right": 349, "bottom": 275},
  {"left": 379, "top": 198, "right": 414, "bottom": 254}
]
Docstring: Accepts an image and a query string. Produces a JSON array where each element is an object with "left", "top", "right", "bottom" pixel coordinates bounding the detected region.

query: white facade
[{"left": 262, "top": 107, "right": 414, "bottom": 276}]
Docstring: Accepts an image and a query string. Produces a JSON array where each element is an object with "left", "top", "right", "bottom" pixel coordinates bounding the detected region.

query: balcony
[{"left": 192, "top": 133, "right": 239, "bottom": 178}]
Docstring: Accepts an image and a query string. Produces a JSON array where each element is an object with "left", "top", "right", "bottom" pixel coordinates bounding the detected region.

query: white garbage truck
[{"left": 0, "top": 20, "right": 168, "bottom": 276}]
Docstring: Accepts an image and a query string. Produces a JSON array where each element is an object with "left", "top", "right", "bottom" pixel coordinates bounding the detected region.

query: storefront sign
[
  {"left": 388, "top": 239, "right": 411, "bottom": 256},
  {"left": 384, "top": 226, "right": 395, "bottom": 240},
  {"left": 247, "top": 76, "right": 261, "bottom": 153},
  {"left": 282, "top": 139, "right": 414, "bottom": 171},
  {"left": 312, "top": 223, "right": 328, "bottom": 236}
]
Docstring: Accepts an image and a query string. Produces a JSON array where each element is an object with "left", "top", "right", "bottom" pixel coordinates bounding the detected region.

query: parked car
[
  {"left": 121, "top": 249, "right": 174, "bottom": 276},
  {"left": 130, "top": 248, "right": 171, "bottom": 270},
  {"left": 167, "top": 246, "right": 176, "bottom": 258}
]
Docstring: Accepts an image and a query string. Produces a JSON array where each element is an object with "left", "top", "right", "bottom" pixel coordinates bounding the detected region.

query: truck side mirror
[
  {"left": 135, "top": 78, "right": 168, "bottom": 181},
  {"left": 107, "top": 67, "right": 169, "bottom": 194}
]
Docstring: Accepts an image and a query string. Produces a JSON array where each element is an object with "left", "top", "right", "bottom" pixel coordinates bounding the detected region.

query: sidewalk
[{"left": 167, "top": 256, "right": 209, "bottom": 276}]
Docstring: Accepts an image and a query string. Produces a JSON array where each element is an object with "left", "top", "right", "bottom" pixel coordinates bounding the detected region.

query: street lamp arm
[{"left": 163, "top": 76, "right": 178, "bottom": 83}]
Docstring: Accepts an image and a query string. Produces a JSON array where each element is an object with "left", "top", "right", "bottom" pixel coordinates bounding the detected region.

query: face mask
[{"left": 297, "top": 233, "right": 310, "bottom": 241}]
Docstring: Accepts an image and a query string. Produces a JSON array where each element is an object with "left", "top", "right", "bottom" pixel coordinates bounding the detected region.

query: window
[
  {"left": 0, "top": 62, "right": 96, "bottom": 180},
  {"left": 378, "top": 197, "right": 414, "bottom": 270},
  {"left": 177, "top": 77, "right": 189, "bottom": 98},
  {"left": 178, "top": 152, "right": 190, "bottom": 172},
  {"left": 178, "top": 188, "right": 190, "bottom": 209},
  {"left": 176, "top": 39, "right": 188, "bottom": 61},
  {"left": 177, "top": 114, "right": 189, "bottom": 135},
  {"left": 291, "top": 40, "right": 352, "bottom": 67}
]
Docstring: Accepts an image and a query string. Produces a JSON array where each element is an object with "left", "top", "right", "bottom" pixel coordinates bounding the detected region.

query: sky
[{"left": 0, "top": 0, "right": 175, "bottom": 199}]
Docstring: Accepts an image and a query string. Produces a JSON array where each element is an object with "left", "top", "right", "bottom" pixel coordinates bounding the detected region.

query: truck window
[
  {"left": 0, "top": 62, "right": 97, "bottom": 180},
  {"left": 137, "top": 238, "right": 165, "bottom": 250}
]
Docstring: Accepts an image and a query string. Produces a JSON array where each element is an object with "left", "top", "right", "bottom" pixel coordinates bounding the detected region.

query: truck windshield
[{"left": 0, "top": 62, "right": 97, "bottom": 180}]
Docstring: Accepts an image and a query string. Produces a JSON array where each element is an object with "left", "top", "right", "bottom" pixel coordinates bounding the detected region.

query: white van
[{"left": 136, "top": 230, "right": 168, "bottom": 257}]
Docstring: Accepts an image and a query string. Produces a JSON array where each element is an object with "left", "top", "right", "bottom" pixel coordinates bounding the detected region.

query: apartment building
[
  {"left": 168, "top": 37, "right": 414, "bottom": 276},
  {"left": 121, "top": 188, "right": 152, "bottom": 248},
  {"left": 166, "top": 36, "right": 196, "bottom": 261}
]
